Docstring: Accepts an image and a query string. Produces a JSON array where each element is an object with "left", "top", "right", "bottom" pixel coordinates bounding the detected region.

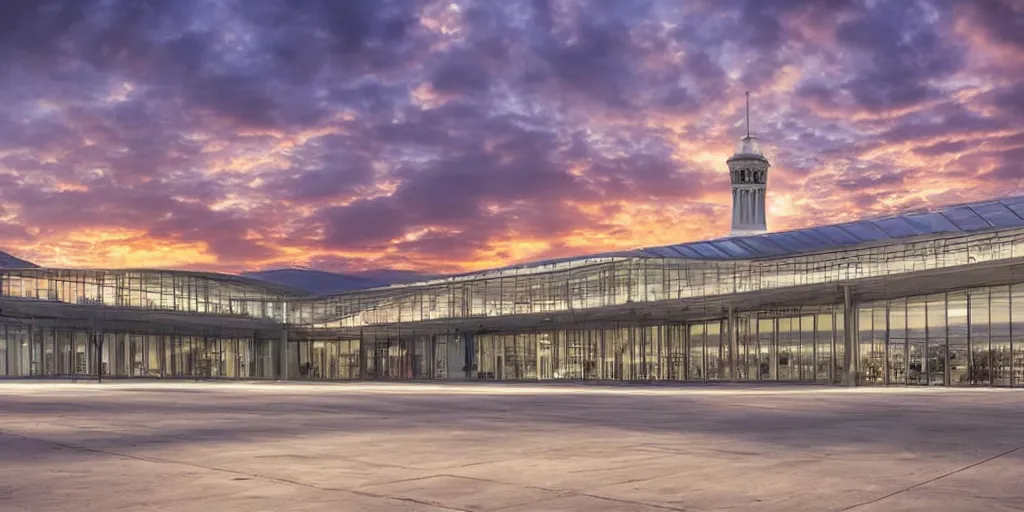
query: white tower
[{"left": 728, "top": 92, "right": 771, "bottom": 236}]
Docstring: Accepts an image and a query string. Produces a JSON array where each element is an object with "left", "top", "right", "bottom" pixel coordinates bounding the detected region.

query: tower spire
[
  {"left": 728, "top": 91, "right": 771, "bottom": 237},
  {"left": 745, "top": 91, "right": 750, "bottom": 138}
]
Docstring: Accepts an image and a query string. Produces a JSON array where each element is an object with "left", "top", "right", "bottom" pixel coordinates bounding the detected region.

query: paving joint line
[
  {"left": 840, "top": 443, "right": 1024, "bottom": 511},
  {"left": 0, "top": 429, "right": 470, "bottom": 512}
]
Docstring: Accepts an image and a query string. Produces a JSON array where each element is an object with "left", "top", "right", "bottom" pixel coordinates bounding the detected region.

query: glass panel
[
  {"left": 991, "top": 286, "right": 1011, "bottom": 386},
  {"left": 705, "top": 322, "right": 723, "bottom": 380},
  {"left": 941, "top": 206, "right": 990, "bottom": 231},
  {"left": 604, "top": 330, "right": 625, "bottom": 380},
  {"left": 948, "top": 292, "right": 970, "bottom": 386},
  {"left": 888, "top": 299, "right": 907, "bottom": 385},
  {"left": 688, "top": 324, "right": 705, "bottom": 380},
  {"left": 538, "top": 333, "right": 554, "bottom": 380},
  {"left": 649, "top": 246, "right": 685, "bottom": 258},
  {"left": 784, "top": 230, "right": 837, "bottom": 251},
  {"left": 798, "top": 315, "right": 815, "bottom": 381},
  {"left": 903, "top": 212, "right": 959, "bottom": 234},
  {"left": 811, "top": 226, "right": 860, "bottom": 245},
  {"left": 74, "top": 331, "right": 90, "bottom": 376},
  {"left": 873, "top": 305, "right": 887, "bottom": 384},
  {"left": 686, "top": 242, "right": 729, "bottom": 259},
  {"left": 842, "top": 221, "right": 891, "bottom": 243},
  {"left": 859, "top": 304, "right": 884, "bottom": 384},
  {"left": 736, "top": 316, "right": 752, "bottom": 381},
  {"left": 643, "top": 327, "right": 660, "bottom": 380},
  {"left": 762, "top": 233, "right": 809, "bottom": 253},
  {"left": 586, "top": 330, "right": 601, "bottom": 380},
  {"left": 34, "top": 330, "right": 47, "bottom": 376},
  {"left": 757, "top": 318, "right": 774, "bottom": 380},
  {"left": 1012, "top": 285, "right": 1024, "bottom": 387},
  {"left": 732, "top": 236, "right": 788, "bottom": 257},
  {"left": 777, "top": 318, "right": 796, "bottom": 381},
  {"left": 926, "top": 294, "right": 947, "bottom": 386},
  {"left": 873, "top": 217, "right": 925, "bottom": 238},
  {"left": 148, "top": 335, "right": 162, "bottom": 377},
  {"left": 707, "top": 239, "right": 752, "bottom": 258},
  {"left": 906, "top": 297, "right": 927, "bottom": 385},
  {"left": 0, "top": 329, "right": 7, "bottom": 376},
  {"left": 666, "top": 245, "right": 704, "bottom": 259},
  {"left": 56, "top": 330, "right": 71, "bottom": 375},
  {"left": 1000, "top": 197, "right": 1024, "bottom": 222},
  {"left": 968, "top": 288, "right": 992, "bottom": 386},
  {"left": 973, "top": 202, "right": 1024, "bottom": 228},
  {"left": 834, "top": 311, "right": 846, "bottom": 382},
  {"left": 624, "top": 329, "right": 639, "bottom": 380},
  {"left": 815, "top": 313, "right": 834, "bottom": 383},
  {"left": 665, "top": 325, "right": 686, "bottom": 380}
]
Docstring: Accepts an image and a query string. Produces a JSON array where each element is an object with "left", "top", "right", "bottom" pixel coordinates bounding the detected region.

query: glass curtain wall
[
  {"left": 292, "top": 340, "right": 361, "bottom": 380},
  {"left": 0, "top": 270, "right": 290, "bottom": 321},
  {"left": 289, "top": 229, "right": 1024, "bottom": 330},
  {"left": 0, "top": 327, "right": 274, "bottom": 379},
  {"left": 472, "top": 311, "right": 840, "bottom": 383},
  {"left": 855, "top": 284, "right": 1024, "bottom": 386},
  {"left": 6, "top": 282, "right": 1024, "bottom": 386}
]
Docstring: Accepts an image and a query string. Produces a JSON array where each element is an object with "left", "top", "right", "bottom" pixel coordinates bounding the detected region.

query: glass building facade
[
  {"left": 0, "top": 328, "right": 274, "bottom": 379},
  {"left": 301, "top": 284, "right": 1024, "bottom": 387},
  {"left": 3, "top": 197, "right": 1024, "bottom": 386}
]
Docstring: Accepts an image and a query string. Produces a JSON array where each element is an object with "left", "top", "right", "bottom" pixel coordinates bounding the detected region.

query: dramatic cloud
[{"left": 0, "top": 0, "right": 1020, "bottom": 274}]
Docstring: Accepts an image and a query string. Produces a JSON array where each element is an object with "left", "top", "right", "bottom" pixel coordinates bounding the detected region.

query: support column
[
  {"left": 29, "top": 319, "right": 36, "bottom": 377},
  {"left": 759, "top": 188, "right": 766, "bottom": 225},
  {"left": 742, "top": 190, "right": 749, "bottom": 224},
  {"left": 728, "top": 305, "right": 739, "bottom": 381},
  {"left": 92, "top": 316, "right": 103, "bottom": 383},
  {"left": 755, "top": 189, "right": 762, "bottom": 225},
  {"left": 278, "top": 326, "right": 289, "bottom": 381},
  {"left": 463, "top": 332, "right": 476, "bottom": 379},
  {"left": 729, "top": 188, "right": 737, "bottom": 224},
  {"left": 359, "top": 329, "right": 368, "bottom": 380},
  {"left": 844, "top": 285, "right": 858, "bottom": 386}
]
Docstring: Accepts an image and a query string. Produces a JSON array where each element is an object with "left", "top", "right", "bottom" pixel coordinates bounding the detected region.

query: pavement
[{"left": 1, "top": 381, "right": 1023, "bottom": 511}]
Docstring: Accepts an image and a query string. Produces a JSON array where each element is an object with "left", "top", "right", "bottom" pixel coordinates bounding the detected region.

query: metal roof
[
  {"left": 464, "top": 195, "right": 1024, "bottom": 276},
  {"left": 627, "top": 195, "right": 1024, "bottom": 261},
  {"left": 16, "top": 196, "right": 1024, "bottom": 297}
]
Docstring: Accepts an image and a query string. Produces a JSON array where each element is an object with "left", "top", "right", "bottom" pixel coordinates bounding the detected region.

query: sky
[{"left": 0, "top": 0, "right": 1022, "bottom": 275}]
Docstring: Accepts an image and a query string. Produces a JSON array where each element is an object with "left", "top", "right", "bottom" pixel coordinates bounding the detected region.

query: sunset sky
[{"left": 0, "top": 0, "right": 1022, "bottom": 274}]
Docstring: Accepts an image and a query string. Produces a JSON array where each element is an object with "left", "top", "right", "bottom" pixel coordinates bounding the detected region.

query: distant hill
[
  {"left": 0, "top": 250, "right": 38, "bottom": 268},
  {"left": 241, "top": 268, "right": 436, "bottom": 295}
]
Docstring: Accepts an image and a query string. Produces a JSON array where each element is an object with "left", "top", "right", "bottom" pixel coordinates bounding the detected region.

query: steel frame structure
[{"left": 3, "top": 197, "right": 1024, "bottom": 385}]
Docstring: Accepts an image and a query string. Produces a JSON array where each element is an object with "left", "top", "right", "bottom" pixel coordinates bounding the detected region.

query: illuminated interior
[{"left": 3, "top": 196, "right": 1024, "bottom": 386}]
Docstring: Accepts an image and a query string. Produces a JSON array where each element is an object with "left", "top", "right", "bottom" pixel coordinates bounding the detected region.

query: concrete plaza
[{"left": 1, "top": 382, "right": 1023, "bottom": 511}]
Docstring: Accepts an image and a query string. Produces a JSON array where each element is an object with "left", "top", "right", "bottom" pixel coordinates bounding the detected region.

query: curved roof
[
  {"left": 630, "top": 195, "right": 1024, "bottom": 261},
  {"left": 4, "top": 267, "right": 306, "bottom": 296},
  {"left": 448, "top": 195, "right": 1024, "bottom": 278},
  {"left": 11, "top": 196, "right": 1024, "bottom": 298}
]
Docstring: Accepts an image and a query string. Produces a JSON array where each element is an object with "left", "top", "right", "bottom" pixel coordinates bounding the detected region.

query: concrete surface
[{"left": 1, "top": 381, "right": 1023, "bottom": 512}]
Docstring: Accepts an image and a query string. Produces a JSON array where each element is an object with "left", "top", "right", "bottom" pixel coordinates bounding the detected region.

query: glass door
[
  {"left": 907, "top": 339, "right": 927, "bottom": 385},
  {"left": 688, "top": 324, "right": 705, "bottom": 381},
  {"left": 815, "top": 314, "right": 834, "bottom": 383},
  {"left": 537, "top": 334, "right": 553, "bottom": 380},
  {"left": 757, "top": 319, "right": 774, "bottom": 381},
  {"left": 705, "top": 322, "right": 723, "bottom": 381},
  {"left": 374, "top": 343, "right": 390, "bottom": 379},
  {"left": 969, "top": 339, "right": 993, "bottom": 386},
  {"left": 888, "top": 338, "right": 907, "bottom": 385}
]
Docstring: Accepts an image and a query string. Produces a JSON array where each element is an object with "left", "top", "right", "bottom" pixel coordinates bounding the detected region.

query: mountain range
[{"left": 0, "top": 250, "right": 431, "bottom": 295}]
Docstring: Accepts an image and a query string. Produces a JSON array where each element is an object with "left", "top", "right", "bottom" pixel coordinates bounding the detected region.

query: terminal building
[{"left": 2, "top": 112, "right": 1024, "bottom": 386}]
